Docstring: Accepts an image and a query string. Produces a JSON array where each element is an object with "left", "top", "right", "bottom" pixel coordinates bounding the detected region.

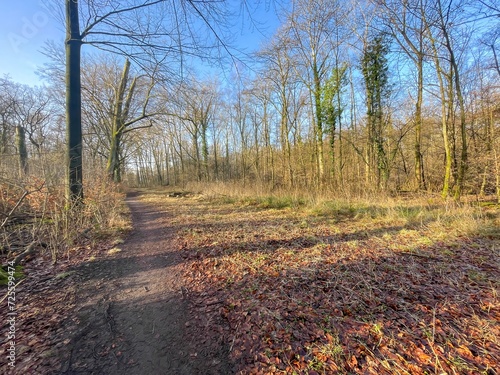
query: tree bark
[
  {"left": 15, "top": 125, "right": 28, "bottom": 175},
  {"left": 107, "top": 59, "right": 131, "bottom": 182},
  {"left": 313, "top": 61, "right": 325, "bottom": 183},
  {"left": 415, "top": 52, "right": 426, "bottom": 190},
  {"left": 66, "top": 0, "right": 83, "bottom": 202},
  {"left": 437, "top": 0, "right": 467, "bottom": 200}
]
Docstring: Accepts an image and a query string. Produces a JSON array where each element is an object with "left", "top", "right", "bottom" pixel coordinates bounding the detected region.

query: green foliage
[
  {"left": 0, "top": 265, "right": 24, "bottom": 286},
  {"left": 321, "top": 63, "right": 348, "bottom": 135},
  {"left": 361, "top": 34, "right": 391, "bottom": 114},
  {"left": 361, "top": 33, "right": 392, "bottom": 189}
]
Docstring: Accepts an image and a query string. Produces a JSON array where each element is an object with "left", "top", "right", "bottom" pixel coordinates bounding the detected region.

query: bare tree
[
  {"left": 0, "top": 79, "right": 51, "bottom": 175},
  {"left": 64, "top": 0, "right": 234, "bottom": 202},
  {"left": 284, "top": 0, "right": 345, "bottom": 184},
  {"left": 259, "top": 32, "right": 300, "bottom": 188},
  {"left": 165, "top": 79, "right": 218, "bottom": 182},
  {"left": 378, "top": 0, "right": 430, "bottom": 190}
]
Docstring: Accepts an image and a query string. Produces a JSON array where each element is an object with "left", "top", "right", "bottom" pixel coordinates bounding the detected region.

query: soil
[
  {"left": 59, "top": 191, "right": 232, "bottom": 374},
  {"left": 0, "top": 191, "right": 232, "bottom": 374}
]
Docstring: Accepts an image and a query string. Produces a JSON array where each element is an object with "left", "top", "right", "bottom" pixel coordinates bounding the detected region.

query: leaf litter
[
  {"left": 171, "top": 194, "right": 499, "bottom": 375},
  {"left": 1, "top": 190, "right": 498, "bottom": 374}
]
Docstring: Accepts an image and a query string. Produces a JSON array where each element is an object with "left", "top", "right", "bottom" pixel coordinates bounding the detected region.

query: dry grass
[{"left": 0, "top": 169, "right": 130, "bottom": 265}]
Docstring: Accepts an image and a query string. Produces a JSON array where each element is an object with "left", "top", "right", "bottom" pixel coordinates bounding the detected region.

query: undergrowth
[
  {"left": 185, "top": 182, "right": 500, "bottom": 239},
  {"left": 0, "top": 170, "right": 129, "bottom": 266}
]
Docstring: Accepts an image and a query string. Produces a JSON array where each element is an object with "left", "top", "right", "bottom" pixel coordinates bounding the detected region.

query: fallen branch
[
  {"left": 13, "top": 240, "right": 39, "bottom": 266},
  {"left": 0, "top": 181, "right": 45, "bottom": 230},
  {"left": 0, "top": 190, "right": 29, "bottom": 230}
]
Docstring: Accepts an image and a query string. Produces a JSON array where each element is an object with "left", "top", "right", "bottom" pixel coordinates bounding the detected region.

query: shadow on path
[{"left": 57, "top": 193, "right": 231, "bottom": 375}]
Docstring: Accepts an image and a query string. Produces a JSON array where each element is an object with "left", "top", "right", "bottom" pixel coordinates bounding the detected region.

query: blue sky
[
  {"left": 0, "top": 1, "right": 283, "bottom": 86},
  {"left": 0, "top": 1, "right": 62, "bottom": 85}
]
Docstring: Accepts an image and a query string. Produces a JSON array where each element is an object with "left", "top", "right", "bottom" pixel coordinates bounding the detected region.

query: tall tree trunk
[
  {"left": 337, "top": 72, "right": 344, "bottom": 189},
  {"left": 449, "top": 51, "right": 467, "bottom": 200},
  {"left": 313, "top": 61, "right": 324, "bottom": 182},
  {"left": 441, "top": 95, "right": 453, "bottom": 198},
  {"left": 280, "top": 93, "right": 293, "bottom": 188},
  {"left": 329, "top": 123, "right": 335, "bottom": 183},
  {"left": 225, "top": 133, "right": 230, "bottom": 181},
  {"left": 15, "top": 125, "right": 28, "bottom": 175},
  {"left": 426, "top": 26, "right": 452, "bottom": 198},
  {"left": 193, "top": 129, "right": 201, "bottom": 181},
  {"left": 415, "top": 52, "right": 426, "bottom": 190},
  {"left": 436, "top": 0, "right": 467, "bottom": 200},
  {"left": 107, "top": 59, "right": 131, "bottom": 182},
  {"left": 66, "top": 0, "right": 83, "bottom": 202},
  {"left": 362, "top": 36, "right": 389, "bottom": 191},
  {"left": 201, "top": 122, "right": 209, "bottom": 181},
  {"left": 213, "top": 134, "right": 219, "bottom": 181},
  {"left": 164, "top": 141, "right": 170, "bottom": 185}
]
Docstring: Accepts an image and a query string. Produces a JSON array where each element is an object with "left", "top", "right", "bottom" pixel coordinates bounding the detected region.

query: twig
[
  {"left": 0, "top": 278, "right": 26, "bottom": 304},
  {"left": 0, "top": 190, "right": 29, "bottom": 229},
  {"left": 229, "top": 321, "right": 241, "bottom": 353}
]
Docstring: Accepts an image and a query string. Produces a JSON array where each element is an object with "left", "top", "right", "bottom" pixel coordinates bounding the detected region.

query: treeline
[
  {"left": 118, "top": 0, "right": 500, "bottom": 199},
  {"left": 1, "top": 0, "right": 499, "bottom": 201}
]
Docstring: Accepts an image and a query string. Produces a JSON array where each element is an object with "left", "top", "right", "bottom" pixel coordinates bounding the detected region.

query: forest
[
  {"left": 0, "top": 0, "right": 498, "bottom": 200},
  {"left": 0, "top": 0, "right": 499, "bottom": 374}
]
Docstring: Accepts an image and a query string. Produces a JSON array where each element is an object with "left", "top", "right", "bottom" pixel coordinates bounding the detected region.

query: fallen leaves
[
  {"left": 5, "top": 190, "right": 496, "bottom": 375},
  {"left": 171, "top": 195, "right": 500, "bottom": 374},
  {"left": 0, "top": 227, "right": 126, "bottom": 374}
]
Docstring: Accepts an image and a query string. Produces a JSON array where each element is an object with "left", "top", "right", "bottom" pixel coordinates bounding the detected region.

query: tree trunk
[
  {"left": 449, "top": 51, "right": 467, "bottom": 200},
  {"left": 312, "top": 61, "right": 324, "bottom": 182},
  {"left": 280, "top": 92, "right": 293, "bottom": 188},
  {"left": 193, "top": 129, "right": 201, "bottom": 181},
  {"left": 66, "top": 0, "right": 83, "bottom": 202},
  {"left": 415, "top": 52, "right": 426, "bottom": 190},
  {"left": 436, "top": 0, "right": 467, "bottom": 200},
  {"left": 15, "top": 125, "right": 28, "bottom": 175},
  {"left": 426, "top": 25, "right": 452, "bottom": 199},
  {"left": 213, "top": 134, "right": 219, "bottom": 181},
  {"left": 337, "top": 75, "right": 343, "bottom": 189},
  {"left": 201, "top": 122, "right": 209, "bottom": 181},
  {"left": 495, "top": 146, "right": 500, "bottom": 204},
  {"left": 107, "top": 132, "right": 122, "bottom": 182},
  {"left": 107, "top": 59, "right": 131, "bottom": 182},
  {"left": 0, "top": 118, "right": 8, "bottom": 155}
]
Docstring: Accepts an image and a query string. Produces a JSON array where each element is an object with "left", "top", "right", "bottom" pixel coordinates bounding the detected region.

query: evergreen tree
[{"left": 361, "top": 35, "right": 391, "bottom": 190}]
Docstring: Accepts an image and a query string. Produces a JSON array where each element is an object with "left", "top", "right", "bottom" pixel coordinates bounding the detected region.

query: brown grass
[{"left": 0, "top": 169, "right": 130, "bottom": 264}]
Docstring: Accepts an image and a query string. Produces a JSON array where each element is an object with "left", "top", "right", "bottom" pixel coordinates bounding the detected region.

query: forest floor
[
  {"left": 0, "top": 190, "right": 231, "bottom": 374},
  {"left": 1, "top": 188, "right": 499, "bottom": 374}
]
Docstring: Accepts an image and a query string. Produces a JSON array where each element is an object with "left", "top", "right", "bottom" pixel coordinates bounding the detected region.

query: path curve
[{"left": 58, "top": 192, "right": 226, "bottom": 374}]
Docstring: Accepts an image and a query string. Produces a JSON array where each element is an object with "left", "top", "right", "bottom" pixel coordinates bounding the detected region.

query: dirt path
[
  {"left": 58, "top": 192, "right": 230, "bottom": 374},
  {"left": 6, "top": 190, "right": 496, "bottom": 374}
]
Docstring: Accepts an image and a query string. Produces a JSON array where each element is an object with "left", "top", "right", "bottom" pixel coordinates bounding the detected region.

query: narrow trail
[{"left": 58, "top": 192, "right": 228, "bottom": 374}]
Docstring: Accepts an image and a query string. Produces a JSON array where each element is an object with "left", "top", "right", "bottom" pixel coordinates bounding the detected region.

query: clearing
[{"left": 1, "top": 189, "right": 498, "bottom": 374}]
